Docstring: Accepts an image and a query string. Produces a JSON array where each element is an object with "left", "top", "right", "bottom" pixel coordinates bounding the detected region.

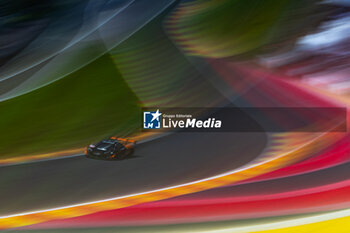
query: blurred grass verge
[
  {"left": 0, "top": 54, "right": 142, "bottom": 158},
  {"left": 168, "top": 0, "right": 333, "bottom": 58}
]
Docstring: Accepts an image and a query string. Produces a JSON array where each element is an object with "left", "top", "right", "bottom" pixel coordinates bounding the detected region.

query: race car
[{"left": 85, "top": 137, "right": 136, "bottom": 160}]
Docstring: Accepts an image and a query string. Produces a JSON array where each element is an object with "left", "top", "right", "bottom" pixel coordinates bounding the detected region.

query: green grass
[
  {"left": 172, "top": 0, "right": 325, "bottom": 57},
  {"left": 0, "top": 54, "right": 142, "bottom": 158}
]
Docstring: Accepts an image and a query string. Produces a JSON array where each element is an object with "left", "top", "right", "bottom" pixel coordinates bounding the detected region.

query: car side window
[{"left": 114, "top": 142, "right": 123, "bottom": 150}]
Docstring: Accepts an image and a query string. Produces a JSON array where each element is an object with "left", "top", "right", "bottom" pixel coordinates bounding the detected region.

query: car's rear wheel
[
  {"left": 127, "top": 148, "right": 134, "bottom": 156},
  {"left": 115, "top": 151, "right": 127, "bottom": 160}
]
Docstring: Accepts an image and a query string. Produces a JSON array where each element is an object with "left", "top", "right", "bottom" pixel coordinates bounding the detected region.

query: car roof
[{"left": 101, "top": 139, "right": 118, "bottom": 144}]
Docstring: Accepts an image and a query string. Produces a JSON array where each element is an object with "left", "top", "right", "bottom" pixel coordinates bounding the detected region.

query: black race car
[{"left": 85, "top": 137, "right": 136, "bottom": 160}]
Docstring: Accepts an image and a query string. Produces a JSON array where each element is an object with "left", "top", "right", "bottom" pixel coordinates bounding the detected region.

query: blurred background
[{"left": 0, "top": 0, "right": 350, "bottom": 232}]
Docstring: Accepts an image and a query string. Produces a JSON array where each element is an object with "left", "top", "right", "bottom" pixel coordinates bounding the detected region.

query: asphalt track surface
[{"left": 0, "top": 132, "right": 266, "bottom": 216}]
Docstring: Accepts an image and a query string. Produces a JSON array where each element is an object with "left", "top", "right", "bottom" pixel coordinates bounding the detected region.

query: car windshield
[
  {"left": 96, "top": 140, "right": 115, "bottom": 149},
  {"left": 101, "top": 140, "right": 115, "bottom": 144}
]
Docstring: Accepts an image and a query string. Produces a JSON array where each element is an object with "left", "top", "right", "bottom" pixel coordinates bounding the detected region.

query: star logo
[
  {"left": 150, "top": 109, "right": 162, "bottom": 122},
  {"left": 143, "top": 109, "right": 162, "bottom": 129}
]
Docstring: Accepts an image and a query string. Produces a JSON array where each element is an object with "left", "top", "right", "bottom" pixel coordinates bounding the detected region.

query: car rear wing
[{"left": 110, "top": 137, "right": 136, "bottom": 145}]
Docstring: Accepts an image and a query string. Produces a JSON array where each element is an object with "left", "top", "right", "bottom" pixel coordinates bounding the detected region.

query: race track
[{"left": 0, "top": 132, "right": 267, "bottom": 216}]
